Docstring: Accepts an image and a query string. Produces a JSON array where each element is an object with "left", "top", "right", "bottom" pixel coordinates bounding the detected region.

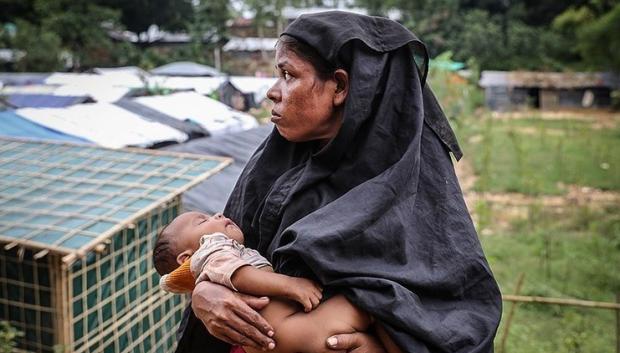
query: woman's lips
[{"left": 271, "top": 111, "right": 282, "bottom": 123}]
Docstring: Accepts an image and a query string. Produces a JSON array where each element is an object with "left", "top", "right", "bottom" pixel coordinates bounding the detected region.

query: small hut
[
  {"left": 0, "top": 137, "right": 230, "bottom": 353},
  {"left": 479, "top": 71, "right": 620, "bottom": 111}
]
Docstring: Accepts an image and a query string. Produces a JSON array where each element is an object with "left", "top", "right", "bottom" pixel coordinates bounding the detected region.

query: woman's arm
[{"left": 191, "top": 281, "right": 276, "bottom": 350}]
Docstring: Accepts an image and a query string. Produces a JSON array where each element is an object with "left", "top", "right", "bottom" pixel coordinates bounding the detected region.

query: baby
[
  {"left": 153, "top": 211, "right": 322, "bottom": 312},
  {"left": 153, "top": 211, "right": 402, "bottom": 353}
]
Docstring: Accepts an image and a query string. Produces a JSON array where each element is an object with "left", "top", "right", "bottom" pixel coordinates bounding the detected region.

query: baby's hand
[{"left": 286, "top": 277, "right": 323, "bottom": 312}]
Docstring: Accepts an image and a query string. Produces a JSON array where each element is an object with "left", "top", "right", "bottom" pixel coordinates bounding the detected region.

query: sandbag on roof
[{"left": 17, "top": 103, "right": 188, "bottom": 148}]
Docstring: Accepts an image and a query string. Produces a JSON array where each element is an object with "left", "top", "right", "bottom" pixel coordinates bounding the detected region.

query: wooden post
[{"left": 499, "top": 273, "right": 525, "bottom": 353}]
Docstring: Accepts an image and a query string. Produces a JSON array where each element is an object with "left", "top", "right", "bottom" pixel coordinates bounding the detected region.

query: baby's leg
[{"left": 245, "top": 295, "right": 371, "bottom": 353}]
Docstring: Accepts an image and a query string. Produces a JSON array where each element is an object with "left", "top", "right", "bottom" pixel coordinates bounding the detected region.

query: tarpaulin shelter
[
  {"left": 0, "top": 137, "right": 231, "bottom": 353},
  {"left": 0, "top": 111, "right": 88, "bottom": 143},
  {"left": 150, "top": 62, "right": 222, "bottom": 77},
  {"left": 2, "top": 94, "right": 93, "bottom": 108},
  {"left": 17, "top": 103, "right": 188, "bottom": 148},
  {"left": 165, "top": 123, "right": 273, "bottom": 213},
  {"left": 133, "top": 92, "right": 258, "bottom": 135}
]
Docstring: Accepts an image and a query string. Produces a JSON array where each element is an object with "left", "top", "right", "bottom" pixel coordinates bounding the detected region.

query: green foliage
[
  {"left": 482, "top": 205, "right": 620, "bottom": 353},
  {"left": 35, "top": 0, "right": 120, "bottom": 70},
  {"left": 186, "top": 0, "right": 231, "bottom": 65},
  {"left": 11, "top": 20, "right": 62, "bottom": 72},
  {"left": 0, "top": 321, "right": 23, "bottom": 353},
  {"left": 1, "top": 0, "right": 619, "bottom": 72},
  {"left": 428, "top": 51, "right": 484, "bottom": 119},
  {"left": 458, "top": 116, "right": 620, "bottom": 194},
  {"left": 575, "top": 3, "right": 620, "bottom": 72},
  {"left": 354, "top": 0, "right": 617, "bottom": 71},
  {"left": 96, "top": 0, "right": 194, "bottom": 34}
]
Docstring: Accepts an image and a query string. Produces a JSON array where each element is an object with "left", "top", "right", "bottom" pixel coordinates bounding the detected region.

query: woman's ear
[
  {"left": 176, "top": 250, "right": 193, "bottom": 266},
  {"left": 333, "top": 69, "right": 349, "bottom": 107}
]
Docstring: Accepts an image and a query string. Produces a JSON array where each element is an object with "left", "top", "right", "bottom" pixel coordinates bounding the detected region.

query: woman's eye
[{"left": 283, "top": 71, "right": 291, "bottom": 80}]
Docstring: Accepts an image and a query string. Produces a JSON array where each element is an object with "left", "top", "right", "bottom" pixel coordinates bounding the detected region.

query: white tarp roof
[
  {"left": 150, "top": 62, "right": 222, "bottom": 77},
  {"left": 229, "top": 76, "right": 277, "bottom": 103},
  {"left": 94, "top": 66, "right": 148, "bottom": 77},
  {"left": 223, "top": 37, "right": 278, "bottom": 52},
  {"left": 148, "top": 76, "right": 224, "bottom": 95},
  {"left": 53, "top": 85, "right": 131, "bottom": 103},
  {"left": 147, "top": 76, "right": 276, "bottom": 103},
  {"left": 45, "top": 72, "right": 144, "bottom": 88},
  {"left": 17, "top": 103, "right": 187, "bottom": 148},
  {"left": 133, "top": 92, "right": 258, "bottom": 134},
  {"left": 45, "top": 72, "right": 145, "bottom": 103},
  {"left": 1, "top": 84, "right": 58, "bottom": 95}
]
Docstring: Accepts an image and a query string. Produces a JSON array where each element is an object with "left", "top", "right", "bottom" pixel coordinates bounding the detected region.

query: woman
[{"left": 176, "top": 11, "right": 501, "bottom": 353}]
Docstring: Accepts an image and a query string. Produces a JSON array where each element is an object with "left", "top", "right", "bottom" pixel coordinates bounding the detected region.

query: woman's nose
[{"left": 266, "top": 82, "right": 281, "bottom": 102}]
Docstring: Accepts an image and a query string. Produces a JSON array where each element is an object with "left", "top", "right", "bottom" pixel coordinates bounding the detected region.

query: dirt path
[
  {"left": 454, "top": 157, "right": 619, "bottom": 233},
  {"left": 490, "top": 109, "right": 620, "bottom": 129}
]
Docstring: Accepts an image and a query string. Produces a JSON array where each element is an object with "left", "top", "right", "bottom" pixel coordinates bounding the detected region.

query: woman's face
[{"left": 266, "top": 46, "right": 343, "bottom": 143}]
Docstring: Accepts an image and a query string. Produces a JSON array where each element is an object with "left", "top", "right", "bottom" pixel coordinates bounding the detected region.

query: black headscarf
[{"left": 177, "top": 11, "right": 501, "bottom": 353}]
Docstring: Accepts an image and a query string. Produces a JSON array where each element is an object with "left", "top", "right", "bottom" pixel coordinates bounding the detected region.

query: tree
[
  {"left": 0, "top": 0, "right": 37, "bottom": 24},
  {"left": 32, "top": 0, "right": 120, "bottom": 70},
  {"left": 188, "top": 0, "right": 231, "bottom": 64},
  {"left": 11, "top": 20, "right": 62, "bottom": 72},
  {"left": 96, "top": 0, "right": 194, "bottom": 35}
]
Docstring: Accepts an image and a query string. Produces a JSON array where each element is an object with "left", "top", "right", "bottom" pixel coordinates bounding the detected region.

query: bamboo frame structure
[{"left": 0, "top": 137, "right": 231, "bottom": 352}]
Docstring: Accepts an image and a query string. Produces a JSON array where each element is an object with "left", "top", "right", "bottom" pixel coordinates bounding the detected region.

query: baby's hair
[{"left": 153, "top": 223, "right": 179, "bottom": 275}]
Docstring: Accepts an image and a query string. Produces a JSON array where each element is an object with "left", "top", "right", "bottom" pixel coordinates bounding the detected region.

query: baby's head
[{"left": 153, "top": 211, "right": 244, "bottom": 275}]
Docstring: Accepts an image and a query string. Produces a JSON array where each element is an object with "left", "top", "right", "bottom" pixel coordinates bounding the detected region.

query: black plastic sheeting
[
  {"left": 163, "top": 123, "right": 272, "bottom": 214},
  {"left": 115, "top": 98, "right": 209, "bottom": 139}
]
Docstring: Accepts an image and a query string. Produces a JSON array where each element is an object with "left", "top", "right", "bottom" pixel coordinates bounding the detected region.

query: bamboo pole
[
  {"left": 499, "top": 273, "right": 525, "bottom": 353},
  {"left": 616, "top": 293, "right": 619, "bottom": 353},
  {"left": 502, "top": 294, "right": 620, "bottom": 310}
]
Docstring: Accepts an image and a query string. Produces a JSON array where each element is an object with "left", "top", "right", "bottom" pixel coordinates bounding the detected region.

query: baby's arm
[{"left": 231, "top": 266, "right": 322, "bottom": 312}]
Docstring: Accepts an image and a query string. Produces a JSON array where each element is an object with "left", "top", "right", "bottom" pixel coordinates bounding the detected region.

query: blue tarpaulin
[
  {"left": 0, "top": 110, "right": 90, "bottom": 143},
  {"left": 4, "top": 94, "right": 92, "bottom": 108}
]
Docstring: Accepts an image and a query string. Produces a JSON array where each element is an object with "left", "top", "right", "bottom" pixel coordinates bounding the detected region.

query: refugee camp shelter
[
  {"left": 150, "top": 62, "right": 222, "bottom": 77},
  {"left": 1, "top": 94, "right": 93, "bottom": 109},
  {"left": 222, "top": 37, "right": 278, "bottom": 57},
  {"left": 479, "top": 71, "right": 620, "bottom": 111},
  {"left": 165, "top": 123, "right": 273, "bottom": 213},
  {"left": 133, "top": 91, "right": 258, "bottom": 135},
  {"left": 0, "top": 111, "right": 90, "bottom": 144},
  {"left": 15, "top": 103, "right": 188, "bottom": 148},
  {"left": 0, "top": 137, "right": 231, "bottom": 353}
]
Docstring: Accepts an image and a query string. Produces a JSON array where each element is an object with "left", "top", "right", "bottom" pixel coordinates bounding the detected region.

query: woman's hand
[
  {"left": 191, "top": 281, "right": 276, "bottom": 350},
  {"left": 325, "top": 332, "right": 387, "bottom": 353}
]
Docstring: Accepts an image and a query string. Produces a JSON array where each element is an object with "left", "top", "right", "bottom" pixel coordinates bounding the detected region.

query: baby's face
[{"left": 170, "top": 212, "right": 244, "bottom": 252}]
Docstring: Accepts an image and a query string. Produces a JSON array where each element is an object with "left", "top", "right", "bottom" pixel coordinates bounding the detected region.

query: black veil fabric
[{"left": 176, "top": 11, "right": 501, "bottom": 353}]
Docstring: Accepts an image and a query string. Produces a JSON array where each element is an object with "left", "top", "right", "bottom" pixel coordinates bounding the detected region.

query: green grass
[
  {"left": 430, "top": 76, "right": 620, "bottom": 351},
  {"left": 455, "top": 116, "right": 620, "bottom": 194},
  {"left": 483, "top": 204, "right": 620, "bottom": 353}
]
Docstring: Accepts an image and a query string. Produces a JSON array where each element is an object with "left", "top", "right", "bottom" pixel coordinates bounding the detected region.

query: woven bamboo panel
[{"left": 0, "top": 137, "right": 231, "bottom": 352}]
